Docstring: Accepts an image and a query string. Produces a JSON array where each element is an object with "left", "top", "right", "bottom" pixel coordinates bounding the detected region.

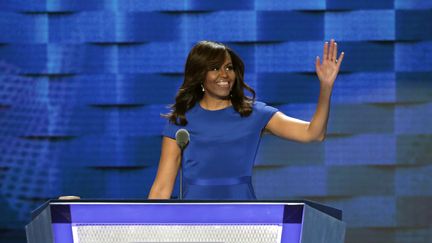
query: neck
[{"left": 200, "top": 96, "right": 231, "bottom": 111}]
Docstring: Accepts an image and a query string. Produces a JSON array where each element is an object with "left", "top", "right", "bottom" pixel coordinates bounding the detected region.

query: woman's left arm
[{"left": 265, "top": 39, "right": 345, "bottom": 143}]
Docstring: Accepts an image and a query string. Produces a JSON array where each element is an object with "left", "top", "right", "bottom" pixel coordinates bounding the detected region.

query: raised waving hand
[{"left": 315, "top": 39, "right": 345, "bottom": 88}]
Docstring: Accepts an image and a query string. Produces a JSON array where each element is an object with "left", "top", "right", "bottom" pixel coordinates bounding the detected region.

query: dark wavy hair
[{"left": 166, "top": 40, "right": 256, "bottom": 125}]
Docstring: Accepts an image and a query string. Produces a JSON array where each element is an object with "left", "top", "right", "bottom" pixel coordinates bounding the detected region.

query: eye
[
  {"left": 209, "top": 66, "right": 219, "bottom": 71},
  {"left": 225, "top": 65, "right": 234, "bottom": 71}
]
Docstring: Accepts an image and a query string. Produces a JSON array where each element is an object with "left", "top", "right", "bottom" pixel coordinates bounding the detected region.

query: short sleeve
[
  {"left": 254, "top": 101, "right": 279, "bottom": 129},
  {"left": 162, "top": 120, "right": 181, "bottom": 139}
]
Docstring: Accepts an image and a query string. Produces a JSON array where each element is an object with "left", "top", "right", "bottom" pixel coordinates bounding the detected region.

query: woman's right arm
[{"left": 148, "top": 136, "right": 181, "bottom": 199}]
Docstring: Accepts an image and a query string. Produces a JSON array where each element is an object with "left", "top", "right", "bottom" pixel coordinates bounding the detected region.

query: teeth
[{"left": 217, "top": 81, "right": 229, "bottom": 87}]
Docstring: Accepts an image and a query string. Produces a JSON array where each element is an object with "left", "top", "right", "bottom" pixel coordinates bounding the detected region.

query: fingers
[
  {"left": 329, "top": 39, "right": 334, "bottom": 61},
  {"left": 323, "top": 41, "right": 329, "bottom": 61},
  {"left": 322, "top": 39, "right": 344, "bottom": 65},
  {"left": 337, "top": 52, "right": 345, "bottom": 67},
  {"left": 333, "top": 41, "right": 337, "bottom": 61},
  {"left": 315, "top": 56, "right": 321, "bottom": 70}
]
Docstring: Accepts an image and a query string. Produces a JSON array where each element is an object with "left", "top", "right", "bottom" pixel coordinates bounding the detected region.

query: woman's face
[{"left": 203, "top": 52, "right": 236, "bottom": 100}]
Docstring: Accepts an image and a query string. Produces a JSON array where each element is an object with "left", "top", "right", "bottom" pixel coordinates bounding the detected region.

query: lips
[{"left": 216, "top": 80, "right": 230, "bottom": 88}]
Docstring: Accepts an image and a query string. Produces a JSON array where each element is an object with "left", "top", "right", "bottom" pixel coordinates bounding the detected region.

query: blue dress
[{"left": 163, "top": 101, "right": 278, "bottom": 200}]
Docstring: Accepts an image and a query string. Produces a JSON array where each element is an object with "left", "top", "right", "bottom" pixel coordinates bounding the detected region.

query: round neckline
[{"left": 198, "top": 102, "right": 233, "bottom": 112}]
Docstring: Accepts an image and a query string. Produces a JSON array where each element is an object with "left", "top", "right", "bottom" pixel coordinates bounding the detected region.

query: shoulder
[
  {"left": 248, "top": 101, "right": 279, "bottom": 129},
  {"left": 253, "top": 101, "right": 278, "bottom": 113},
  {"left": 253, "top": 101, "right": 267, "bottom": 109}
]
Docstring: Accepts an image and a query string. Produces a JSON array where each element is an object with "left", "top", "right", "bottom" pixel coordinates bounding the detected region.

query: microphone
[
  {"left": 175, "top": 129, "right": 189, "bottom": 200},
  {"left": 175, "top": 129, "right": 190, "bottom": 150}
]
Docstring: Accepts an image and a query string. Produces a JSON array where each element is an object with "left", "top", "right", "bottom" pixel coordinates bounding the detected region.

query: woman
[{"left": 148, "top": 40, "right": 344, "bottom": 200}]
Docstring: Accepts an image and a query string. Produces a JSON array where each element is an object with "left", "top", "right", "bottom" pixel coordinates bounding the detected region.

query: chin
[{"left": 215, "top": 93, "right": 231, "bottom": 100}]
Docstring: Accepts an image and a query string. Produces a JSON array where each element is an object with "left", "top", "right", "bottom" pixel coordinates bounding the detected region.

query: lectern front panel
[{"left": 50, "top": 202, "right": 303, "bottom": 243}]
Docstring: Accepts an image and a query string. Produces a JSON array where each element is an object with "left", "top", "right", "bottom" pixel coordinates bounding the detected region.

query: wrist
[{"left": 319, "top": 83, "right": 333, "bottom": 94}]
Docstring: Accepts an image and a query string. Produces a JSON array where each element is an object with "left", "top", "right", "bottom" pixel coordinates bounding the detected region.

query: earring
[{"left": 201, "top": 84, "right": 205, "bottom": 92}]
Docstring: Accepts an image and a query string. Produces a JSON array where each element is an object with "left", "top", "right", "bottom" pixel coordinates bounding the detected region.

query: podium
[{"left": 26, "top": 200, "right": 345, "bottom": 243}]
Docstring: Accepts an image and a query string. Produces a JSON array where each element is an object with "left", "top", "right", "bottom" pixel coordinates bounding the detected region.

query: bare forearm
[
  {"left": 307, "top": 85, "right": 332, "bottom": 141},
  {"left": 148, "top": 184, "right": 173, "bottom": 199},
  {"left": 148, "top": 137, "right": 181, "bottom": 200}
]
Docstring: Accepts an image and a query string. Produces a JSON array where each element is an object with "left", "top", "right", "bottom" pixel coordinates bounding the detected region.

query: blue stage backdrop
[{"left": 1, "top": 0, "right": 431, "bottom": 242}]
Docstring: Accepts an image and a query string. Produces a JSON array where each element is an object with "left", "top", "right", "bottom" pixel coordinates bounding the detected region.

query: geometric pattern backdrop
[{"left": 1, "top": 1, "right": 431, "bottom": 242}]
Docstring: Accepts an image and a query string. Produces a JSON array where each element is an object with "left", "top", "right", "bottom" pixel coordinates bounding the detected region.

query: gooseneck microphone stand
[{"left": 179, "top": 149, "right": 184, "bottom": 200}]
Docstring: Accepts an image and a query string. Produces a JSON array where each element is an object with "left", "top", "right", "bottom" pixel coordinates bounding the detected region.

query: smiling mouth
[{"left": 216, "top": 80, "right": 230, "bottom": 88}]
